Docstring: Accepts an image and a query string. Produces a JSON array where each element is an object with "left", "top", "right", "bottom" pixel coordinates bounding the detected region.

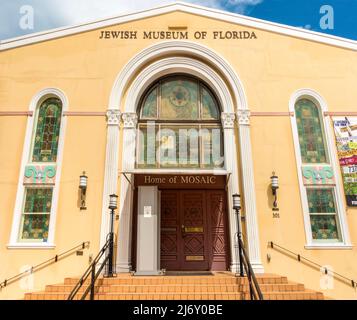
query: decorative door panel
[
  {"left": 207, "top": 191, "right": 229, "bottom": 270},
  {"left": 160, "top": 191, "right": 180, "bottom": 270},
  {"left": 180, "top": 191, "right": 209, "bottom": 270},
  {"left": 160, "top": 189, "right": 229, "bottom": 271}
]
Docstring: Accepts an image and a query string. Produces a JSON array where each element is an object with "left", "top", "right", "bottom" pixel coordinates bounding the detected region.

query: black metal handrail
[
  {"left": 0, "top": 241, "right": 90, "bottom": 290},
  {"left": 269, "top": 241, "right": 357, "bottom": 289},
  {"left": 238, "top": 238, "right": 264, "bottom": 300},
  {"left": 67, "top": 237, "right": 111, "bottom": 300}
]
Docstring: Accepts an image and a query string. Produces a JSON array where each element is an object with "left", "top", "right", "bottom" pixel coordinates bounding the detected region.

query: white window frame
[
  {"left": 8, "top": 88, "right": 68, "bottom": 249},
  {"left": 289, "top": 89, "right": 352, "bottom": 249}
]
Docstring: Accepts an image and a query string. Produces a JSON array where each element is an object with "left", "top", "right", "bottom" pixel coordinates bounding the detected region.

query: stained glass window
[
  {"left": 159, "top": 126, "right": 200, "bottom": 168},
  {"left": 161, "top": 79, "right": 199, "bottom": 120},
  {"left": 141, "top": 87, "right": 158, "bottom": 119},
  {"left": 177, "top": 128, "right": 199, "bottom": 167},
  {"left": 159, "top": 127, "right": 179, "bottom": 167},
  {"left": 295, "top": 99, "right": 327, "bottom": 163},
  {"left": 19, "top": 188, "right": 53, "bottom": 242},
  {"left": 32, "top": 98, "right": 62, "bottom": 162},
  {"left": 137, "top": 76, "right": 223, "bottom": 169},
  {"left": 201, "top": 86, "right": 219, "bottom": 120},
  {"left": 139, "top": 77, "right": 220, "bottom": 121},
  {"left": 137, "top": 125, "right": 157, "bottom": 168},
  {"left": 310, "top": 215, "right": 339, "bottom": 240},
  {"left": 306, "top": 188, "right": 340, "bottom": 240},
  {"left": 201, "top": 127, "right": 224, "bottom": 168}
]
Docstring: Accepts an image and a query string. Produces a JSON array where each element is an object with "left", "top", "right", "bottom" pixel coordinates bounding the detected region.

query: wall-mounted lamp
[
  {"left": 270, "top": 172, "right": 279, "bottom": 209},
  {"left": 79, "top": 171, "right": 88, "bottom": 210}
]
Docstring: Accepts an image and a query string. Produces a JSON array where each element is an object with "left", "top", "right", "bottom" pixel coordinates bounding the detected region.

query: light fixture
[
  {"left": 107, "top": 194, "right": 118, "bottom": 278},
  {"left": 232, "top": 194, "right": 241, "bottom": 211},
  {"left": 270, "top": 172, "right": 279, "bottom": 209},
  {"left": 109, "top": 194, "right": 118, "bottom": 210},
  {"left": 79, "top": 171, "right": 88, "bottom": 210}
]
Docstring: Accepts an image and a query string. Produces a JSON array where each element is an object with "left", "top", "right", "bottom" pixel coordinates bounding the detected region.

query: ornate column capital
[
  {"left": 122, "top": 112, "right": 138, "bottom": 128},
  {"left": 237, "top": 109, "right": 251, "bottom": 126},
  {"left": 106, "top": 109, "right": 121, "bottom": 126},
  {"left": 221, "top": 112, "right": 236, "bottom": 129}
]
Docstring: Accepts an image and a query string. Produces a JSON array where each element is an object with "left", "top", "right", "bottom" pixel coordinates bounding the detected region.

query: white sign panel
[{"left": 144, "top": 206, "right": 152, "bottom": 218}]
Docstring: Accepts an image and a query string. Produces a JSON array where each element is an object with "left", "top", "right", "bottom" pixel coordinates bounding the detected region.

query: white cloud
[
  {"left": 68, "top": 0, "right": 256, "bottom": 25},
  {"left": 51, "top": 0, "right": 172, "bottom": 24},
  {"left": 227, "top": 0, "right": 262, "bottom": 4},
  {"left": 0, "top": 0, "right": 264, "bottom": 40},
  {"left": 216, "top": 0, "right": 264, "bottom": 13}
]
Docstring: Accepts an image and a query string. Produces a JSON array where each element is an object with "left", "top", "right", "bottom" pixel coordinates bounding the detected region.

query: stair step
[
  {"left": 260, "top": 291, "right": 324, "bottom": 300},
  {"left": 63, "top": 275, "right": 288, "bottom": 286},
  {"left": 25, "top": 290, "right": 324, "bottom": 301},
  {"left": 24, "top": 273, "right": 324, "bottom": 300},
  {"left": 241, "top": 283, "right": 304, "bottom": 292},
  {"left": 45, "top": 282, "right": 304, "bottom": 293},
  {"left": 26, "top": 292, "right": 245, "bottom": 300}
]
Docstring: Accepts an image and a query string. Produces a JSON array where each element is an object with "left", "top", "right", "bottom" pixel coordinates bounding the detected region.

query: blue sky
[{"left": 0, "top": 0, "right": 356, "bottom": 41}]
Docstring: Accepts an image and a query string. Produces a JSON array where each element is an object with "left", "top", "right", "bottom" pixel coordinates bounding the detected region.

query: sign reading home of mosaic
[{"left": 333, "top": 117, "right": 357, "bottom": 206}]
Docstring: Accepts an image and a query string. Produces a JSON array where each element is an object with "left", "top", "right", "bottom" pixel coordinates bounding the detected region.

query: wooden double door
[{"left": 160, "top": 190, "right": 229, "bottom": 271}]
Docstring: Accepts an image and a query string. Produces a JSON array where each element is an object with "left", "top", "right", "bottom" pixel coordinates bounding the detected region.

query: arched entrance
[
  {"left": 100, "top": 41, "right": 264, "bottom": 274},
  {"left": 131, "top": 75, "right": 230, "bottom": 272}
]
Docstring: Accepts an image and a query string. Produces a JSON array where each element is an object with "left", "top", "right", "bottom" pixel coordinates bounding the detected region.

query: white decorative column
[
  {"left": 236, "top": 109, "right": 264, "bottom": 273},
  {"left": 100, "top": 110, "right": 121, "bottom": 248},
  {"left": 116, "top": 112, "right": 138, "bottom": 272},
  {"left": 221, "top": 112, "right": 241, "bottom": 273}
]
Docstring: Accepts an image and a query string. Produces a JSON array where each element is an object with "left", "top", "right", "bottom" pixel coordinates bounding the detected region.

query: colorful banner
[{"left": 333, "top": 117, "right": 357, "bottom": 206}]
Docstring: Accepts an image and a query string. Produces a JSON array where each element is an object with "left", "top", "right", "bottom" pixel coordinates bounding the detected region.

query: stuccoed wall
[{"left": 0, "top": 11, "right": 356, "bottom": 299}]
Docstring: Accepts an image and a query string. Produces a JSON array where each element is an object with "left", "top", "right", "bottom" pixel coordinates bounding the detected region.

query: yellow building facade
[{"left": 0, "top": 3, "right": 356, "bottom": 300}]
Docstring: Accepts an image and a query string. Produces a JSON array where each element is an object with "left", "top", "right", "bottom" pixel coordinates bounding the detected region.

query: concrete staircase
[{"left": 24, "top": 273, "right": 324, "bottom": 300}]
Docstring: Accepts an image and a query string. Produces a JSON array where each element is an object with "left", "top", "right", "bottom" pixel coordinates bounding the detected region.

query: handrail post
[
  {"left": 247, "top": 267, "right": 254, "bottom": 300},
  {"left": 90, "top": 264, "right": 95, "bottom": 300},
  {"left": 107, "top": 207, "right": 115, "bottom": 277},
  {"left": 235, "top": 208, "right": 244, "bottom": 277},
  {"left": 106, "top": 194, "right": 118, "bottom": 278},
  {"left": 108, "top": 231, "right": 114, "bottom": 276}
]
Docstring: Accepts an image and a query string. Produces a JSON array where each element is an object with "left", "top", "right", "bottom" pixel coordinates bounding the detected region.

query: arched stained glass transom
[
  {"left": 295, "top": 99, "right": 328, "bottom": 164},
  {"left": 32, "top": 97, "right": 63, "bottom": 162},
  {"left": 137, "top": 76, "right": 224, "bottom": 169}
]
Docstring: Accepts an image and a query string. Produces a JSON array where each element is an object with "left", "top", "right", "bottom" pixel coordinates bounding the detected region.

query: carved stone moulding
[
  {"left": 24, "top": 165, "right": 57, "bottom": 185},
  {"left": 106, "top": 109, "right": 121, "bottom": 126},
  {"left": 221, "top": 112, "right": 235, "bottom": 129},
  {"left": 302, "top": 165, "right": 336, "bottom": 186},
  {"left": 122, "top": 112, "right": 138, "bottom": 128},
  {"left": 237, "top": 109, "right": 250, "bottom": 126}
]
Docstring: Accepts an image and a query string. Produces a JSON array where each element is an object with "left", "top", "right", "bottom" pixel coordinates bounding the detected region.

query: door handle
[{"left": 181, "top": 225, "right": 185, "bottom": 235}]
